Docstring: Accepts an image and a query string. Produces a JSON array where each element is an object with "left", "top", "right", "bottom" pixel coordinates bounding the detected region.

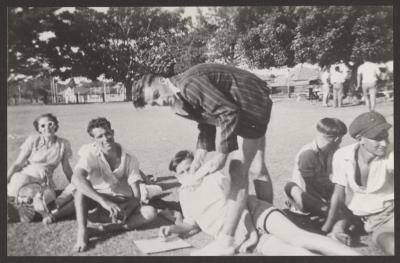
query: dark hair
[
  {"left": 316, "top": 118, "right": 347, "bottom": 137},
  {"left": 335, "top": 66, "right": 340, "bottom": 71},
  {"left": 169, "top": 150, "right": 194, "bottom": 172},
  {"left": 132, "top": 74, "right": 159, "bottom": 108},
  {"left": 87, "top": 117, "right": 112, "bottom": 137},
  {"left": 33, "top": 113, "right": 59, "bottom": 132}
]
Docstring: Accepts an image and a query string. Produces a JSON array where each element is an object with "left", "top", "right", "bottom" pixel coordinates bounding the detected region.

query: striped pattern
[{"left": 170, "top": 64, "right": 273, "bottom": 153}]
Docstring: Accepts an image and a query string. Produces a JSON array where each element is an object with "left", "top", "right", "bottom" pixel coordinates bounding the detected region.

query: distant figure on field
[
  {"left": 320, "top": 66, "right": 331, "bottom": 107},
  {"left": 330, "top": 66, "right": 347, "bottom": 108},
  {"left": 357, "top": 61, "right": 381, "bottom": 111}
]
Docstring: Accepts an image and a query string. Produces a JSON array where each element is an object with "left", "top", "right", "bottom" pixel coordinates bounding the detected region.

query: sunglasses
[{"left": 40, "top": 121, "right": 55, "bottom": 129}]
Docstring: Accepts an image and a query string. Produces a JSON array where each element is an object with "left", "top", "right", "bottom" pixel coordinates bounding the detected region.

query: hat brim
[{"left": 362, "top": 123, "right": 392, "bottom": 139}]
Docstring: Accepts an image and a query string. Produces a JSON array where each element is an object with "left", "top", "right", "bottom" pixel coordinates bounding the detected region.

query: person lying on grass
[
  {"left": 158, "top": 150, "right": 360, "bottom": 256},
  {"left": 284, "top": 117, "right": 361, "bottom": 245},
  {"left": 323, "top": 112, "right": 394, "bottom": 255},
  {"left": 71, "top": 117, "right": 157, "bottom": 252},
  {"left": 7, "top": 113, "right": 74, "bottom": 223}
]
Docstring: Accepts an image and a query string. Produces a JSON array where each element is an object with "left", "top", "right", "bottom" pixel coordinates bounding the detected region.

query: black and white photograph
[{"left": 4, "top": 1, "right": 395, "bottom": 257}]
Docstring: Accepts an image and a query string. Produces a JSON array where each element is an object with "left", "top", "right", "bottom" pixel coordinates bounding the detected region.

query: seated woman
[
  {"left": 7, "top": 113, "right": 75, "bottom": 223},
  {"left": 158, "top": 150, "right": 360, "bottom": 256}
]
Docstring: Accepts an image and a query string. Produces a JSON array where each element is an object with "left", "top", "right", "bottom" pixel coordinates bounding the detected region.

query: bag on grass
[{"left": 9, "top": 182, "right": 56, "bottom": 223}]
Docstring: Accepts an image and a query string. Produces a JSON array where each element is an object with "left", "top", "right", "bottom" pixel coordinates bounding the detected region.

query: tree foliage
[{"left": 8, "top": 6, "right": 393, "bottom": 102}]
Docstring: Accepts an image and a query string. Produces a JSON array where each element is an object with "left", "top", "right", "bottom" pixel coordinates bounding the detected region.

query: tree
[{"left": 239, "top": 6, "right": 297, "bottom": 68}]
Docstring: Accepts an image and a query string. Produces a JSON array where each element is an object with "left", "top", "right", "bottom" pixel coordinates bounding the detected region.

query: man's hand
[
  {"left": 184, "top": 152, "right": 228, "bottom": 187},
  {"left": 159, "top": 226, "right": 172, "bottom": 240},
  {"left": 99, "top": 198, "right": 122, "bottom": 221},
  {"left": 189, "top": 149, "right": 208, "bottom": 174},
  {"left": 204, "top": 152, "right": 228, "bottom": 175}
]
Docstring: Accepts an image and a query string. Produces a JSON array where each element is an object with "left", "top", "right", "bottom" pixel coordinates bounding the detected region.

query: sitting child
[
  {"left": 158, "top": 150, "right": 360, "bottom": 256},
  {"left": 284, "top": 118, "right": 359, "bottom": 244}
]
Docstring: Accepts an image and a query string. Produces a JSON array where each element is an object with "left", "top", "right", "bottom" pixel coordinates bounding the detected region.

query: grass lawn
[{"left": 7, "top": 98, "right": 393, "bottom": 256}]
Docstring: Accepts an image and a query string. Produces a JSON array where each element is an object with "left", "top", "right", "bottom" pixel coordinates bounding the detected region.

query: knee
[
  {"left": 284, "top": 182, "right": 299, "bottom": 199},
  {"left": 140, "top": 205, "right": 157, "bottom": 221}
]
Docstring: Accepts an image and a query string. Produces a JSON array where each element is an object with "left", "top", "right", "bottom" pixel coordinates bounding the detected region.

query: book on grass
[{"left": 134, "top": 236, "right": 192, "bottom": 254}]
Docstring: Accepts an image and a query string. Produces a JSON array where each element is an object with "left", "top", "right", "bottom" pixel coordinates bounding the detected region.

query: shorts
[
  {"left": 247, "top": 196, "right": 281, "bottom": 234},
  {"left": 236, "top": 96, "right": 273, "bottom": 139},
  {"left": 361, "top": 200, "right": 394, "bottom": 244},
  {"left": 361, "top": 82, "right": 377, "bottom": 95},
  {"left": 84, "top": 194, "right": 140, "bottom": 223}
]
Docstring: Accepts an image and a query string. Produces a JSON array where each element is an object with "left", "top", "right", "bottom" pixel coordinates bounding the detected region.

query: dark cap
[{"left": 349, "top": 112, "right": 392, "bottom": 139}]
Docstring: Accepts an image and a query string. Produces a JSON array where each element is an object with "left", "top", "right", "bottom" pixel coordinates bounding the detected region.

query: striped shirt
[{"left": 170, "top": 64, "right": 272, "bottom": 153}]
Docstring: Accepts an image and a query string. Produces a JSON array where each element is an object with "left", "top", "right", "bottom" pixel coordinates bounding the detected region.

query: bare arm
[
  {"left": 7, "top": 148, "right": 31, "bottom": 183},
  {"left": 61, "top": 155, "right": 73, "bottom": 182},
  {"left": 71, "top": 168, "right": 121, "bottom": 216},
  {"left": 321, "top": 184, "right": 346, "bottom": 232}
]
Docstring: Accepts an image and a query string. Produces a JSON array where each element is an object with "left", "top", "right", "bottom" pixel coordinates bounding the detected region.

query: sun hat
[{"left": 349, "top": 112, "right": 392, "bottom": 139}]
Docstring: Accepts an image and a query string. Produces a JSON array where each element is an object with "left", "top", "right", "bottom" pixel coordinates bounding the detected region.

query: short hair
[
  {"left": 316, "top": 118, "right": 347, "bottom": 137},
  {"left": 132, "top": 74, "right": 159, "bottom": 108},
  {"left": 87, "top": 117, "right": 112, "bottom": 137},
  {"left": 33, "top": 113, "right": 59, "bottom": 132},
  {"left": 169, "top": 150, "right": 194, "bottom": 172}
]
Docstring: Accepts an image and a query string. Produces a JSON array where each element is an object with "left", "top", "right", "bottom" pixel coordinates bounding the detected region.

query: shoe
[
  {"left": 285, "top": 199, "right": 310, "bottom": 216},
  {"left": 190, "top": 239, "right": 235, "bottom": 256},
  {"left": 327, "top": 231, "right": 358, "bottom": 247}
]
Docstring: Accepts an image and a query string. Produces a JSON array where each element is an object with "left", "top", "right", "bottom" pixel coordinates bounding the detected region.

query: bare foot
[{"left": 73, "top": 229, "right": 88, "bottom": 253}]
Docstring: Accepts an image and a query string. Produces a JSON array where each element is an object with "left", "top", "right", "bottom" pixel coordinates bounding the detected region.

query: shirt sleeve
[
  {"left": 297, "top": 150, "right": 318, "bottom": 178},
  {"left": 331, "top": 151, "right": 347, "bottom": 186},
  {"left": 74, "top": 144, "right": 93, "bottom": 173},
  {"left": 126, "top": 154, "right": 142, "bottom": 185},
  {"left": 183, "top": 75, "right": 239, "bottom": 153}
]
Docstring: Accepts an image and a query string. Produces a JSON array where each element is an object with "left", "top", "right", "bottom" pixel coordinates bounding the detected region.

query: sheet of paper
[{"left": 134, "top": 236, "right": 192, "bottom": 254}]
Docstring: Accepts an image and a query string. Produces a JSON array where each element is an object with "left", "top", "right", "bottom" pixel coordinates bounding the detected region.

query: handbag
[{"left": 11, "top": 182, "right": 56, "bottom": 222}]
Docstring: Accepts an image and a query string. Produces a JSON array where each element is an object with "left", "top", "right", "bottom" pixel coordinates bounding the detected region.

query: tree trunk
[{"left": 124, "top": 79, "right": 133, "bottom": 101}]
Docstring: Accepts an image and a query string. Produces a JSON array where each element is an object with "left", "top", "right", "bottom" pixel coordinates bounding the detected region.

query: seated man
[
  {"left": 71, "top": 117, "right": 157, "bottom": 252},
  {"left": 284, "top": 118, "right": 358, "bottom": 243},
  {"left": 159, "top": 150, "right": 360, "bottom": 256},
  {"left": 324, "top": 112, "right": 394, "bottom": 255}
]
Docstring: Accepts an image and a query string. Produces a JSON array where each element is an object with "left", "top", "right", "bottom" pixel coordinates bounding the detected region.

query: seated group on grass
[{"left": 7, "top": 112, "right": 394, "bottom": 255}]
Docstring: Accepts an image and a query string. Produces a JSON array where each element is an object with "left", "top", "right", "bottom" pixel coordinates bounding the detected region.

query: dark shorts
[{"left": 237, "top": 96, "right": 273, "bottom": 139}]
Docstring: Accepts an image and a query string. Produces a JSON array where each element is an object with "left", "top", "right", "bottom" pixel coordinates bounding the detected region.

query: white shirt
[
  {"left": 357, "top": 62, "right": 381, "bottom": 84},
  {"left": 179, "top": 171, "right": 231, "bottom": 238},
  {"left": 331, "top": 143, "right": 394, "bottom": 216},
  {"left": 74, "top": 143, "right": 142, "bottom": 197},
  {"left": 330, "top": 70, "right": 347, "bottom": 84}
]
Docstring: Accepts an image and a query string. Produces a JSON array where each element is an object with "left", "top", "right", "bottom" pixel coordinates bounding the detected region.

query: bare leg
[
  {"left": 376, "top": 232, "right": 394, "bottom": 255},
  {"left": 363, "top": 88, "right": 371, "bottom": 111},
  {"left": 249, "top": 136, "right": 273, "bottom": 203},
  {"left": 73, "top": 191, "right": 89, "bottom": 253},
  {"left": 338, "top": 85, "right": 343, "bottom": 108},
  {"left": 257, "top": 235, "right": 316, "bottom": 256},
  {"left": 287, "top": 184, "right": 328, "bottom": 217},
  {"left": 265, "top": 211, "right": 360, "bottom": 255},
  {"left": 7, "top": 173, "right": 41, "bottom": 197},
  {"left": 221, "top": 137, "right": 260, "bottom": 237},
  {"left": 369, "top": 87, "right": 377, "bottom": 112}
]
